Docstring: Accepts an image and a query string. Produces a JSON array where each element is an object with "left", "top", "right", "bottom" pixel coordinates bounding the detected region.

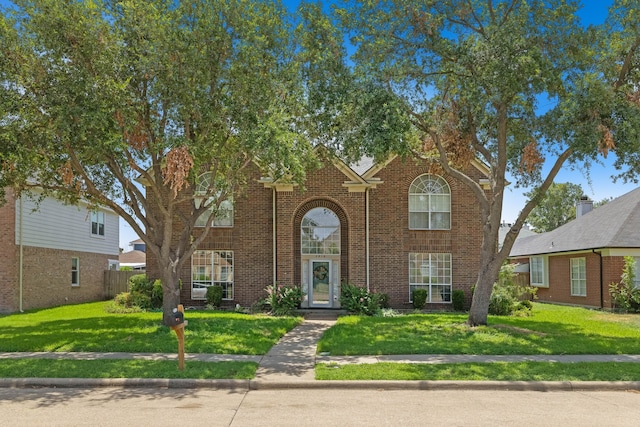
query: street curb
[{"left": 2, "top": 378, "right": 639, "bottom": 392}]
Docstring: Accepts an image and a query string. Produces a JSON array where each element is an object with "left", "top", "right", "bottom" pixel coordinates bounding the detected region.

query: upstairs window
[
  {"left": 409, "top": 175, "right": 451, "bottom": 230},
  {"left": 195, "top": 172, "right": 233, "bottom": 227},
  {"left": 91, "top": 211, "right": 105, "bottom": 236}
]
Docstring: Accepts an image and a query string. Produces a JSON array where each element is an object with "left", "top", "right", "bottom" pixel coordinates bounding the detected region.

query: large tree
[
  {"left": 0, "top": 0, "right": 318, "bottom": 325},
  {"left": 524, "top": 183, "right": 585, "bottom": 232},
  {"left": 334, "top": 0, "right": 640, "bottom": 325}
]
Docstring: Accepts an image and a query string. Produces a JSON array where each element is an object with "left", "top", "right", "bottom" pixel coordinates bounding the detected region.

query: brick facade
[
  {"left": 512, "top": 253, "right": 630, "bottom": 309},
  {"left": 0, "top": 189, "right": 117, "bottom": 313},
  {"left": 152, "top": 156, "right": 488, "bottom": 310}
]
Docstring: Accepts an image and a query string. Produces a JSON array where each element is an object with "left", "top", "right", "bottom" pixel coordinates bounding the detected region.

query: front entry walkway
[{"left": 254, "top": 319, "right": 335, "bottom": 383}]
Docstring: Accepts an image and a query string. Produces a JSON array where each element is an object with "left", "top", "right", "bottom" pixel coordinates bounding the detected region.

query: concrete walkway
[{"left": 2, "top": 317, "right": 640, "bottom": 390}]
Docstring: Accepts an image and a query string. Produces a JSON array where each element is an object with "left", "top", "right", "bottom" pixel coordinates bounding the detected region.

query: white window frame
[
  {"left": 570, "top": 257, "right": 587, "bottom": 297},
  {"left": 191, "top": 250, "right": 234, "bottom": 300},
  {"left": 91, "top": 211, "right": 105, "bottom": 237},
  {"left": 71, "top": 257, "right": 79, "bottom": 287},
  {"left": 194, "top": 172, "right": 233, "bottom": 227},
  {"left": 530, "top": 256, "right": 547, "bottom": 287},
  {"left": 408, "top": 174, "right": 451, "bottom": 230},
  {"left": 633, "top": 257, "right": 640, "bottom": 289},
  {"left": 409, "top": 253, "right": 452, "bottom": 303}
]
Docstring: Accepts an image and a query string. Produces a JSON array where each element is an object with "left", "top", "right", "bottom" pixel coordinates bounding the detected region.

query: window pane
[
  {"left": 409, "top": 253, "right": 452, "bottom": 303},
  {"left": 301, "top": 208, "right": 340, "bottom": 255},
  {"left": 409, "top": 175, "right": 451, "bottom": 230},
  {"left": 409, "top": 212, "right": 429, "bottom": 229}
]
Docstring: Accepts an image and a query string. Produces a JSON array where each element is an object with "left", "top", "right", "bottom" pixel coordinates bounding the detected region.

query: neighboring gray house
[
  {"left": 510, "top": 188, "right": 640, "bottom": 308},
  {"left": 0, "top": 188, "right": 120, "bottom": 313}
]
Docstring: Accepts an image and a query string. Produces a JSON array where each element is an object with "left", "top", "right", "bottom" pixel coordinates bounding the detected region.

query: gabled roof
[{"left": 510, "top": 187, "right": 640, "bottom": 257}]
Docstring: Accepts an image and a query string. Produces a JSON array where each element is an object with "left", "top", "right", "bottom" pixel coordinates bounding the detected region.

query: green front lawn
[
  {"left": 0, "top": 359, "right": 257, "bottom": 379},
  {"left": 0, "top": 302, "right": 302, "bottom": 354},
  {"left": 317, "top": 303, "right": 640, "bottom": 355},
  {"left": 316, "top": 362, "right": 640, "bottom": 381}
]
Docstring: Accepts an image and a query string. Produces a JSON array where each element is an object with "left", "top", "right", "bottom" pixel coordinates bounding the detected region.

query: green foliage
[
  {"left": 378, "top": 293, "right": 391, "bottom": 309},
  {"left": 452, "top": 290, "right": 465, "bottom": 311},
  {"left": 339, "top": 283, "right": 381, "bottom": 316},
  {"left": 411, "top": 289, "right": 427, "bottom": 310},
  {"left": 119, "top": 266, "right": 133, "bottom": 271},
  {"left": 524, "top": 183, "right": 585, "bottom": 232},
  {"left": 206, "top": 286, "right": 224, "bottom": 308},
  {"left": 265, "top": 284, "right": 304, "bottom": 316},
  {"left": 488, "top": 264, "right": 537, "bottom": 316},
  {"left": 609, "top": 256, "right": 640, "bottom": 313},
  {"left": 114, "top": 274, "right": 162, "bottom": 311},
  {"left": 0, "top": 0, "right": 321, "bottom": 320}
]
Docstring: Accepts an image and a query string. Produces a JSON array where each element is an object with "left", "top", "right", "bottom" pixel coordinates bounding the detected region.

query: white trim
[
  {"left": 570, "top": 257, "right": 587, "bottom": 296},
  {"left": 529, "top": 255, "right": 549, "bottom": 288},
  {"left": 71, "top": 257, "right": 80, "bottom": 287}
]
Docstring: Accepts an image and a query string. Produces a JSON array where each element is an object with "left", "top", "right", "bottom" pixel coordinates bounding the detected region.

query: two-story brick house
[
  {"left": 0, "top": 188, "right": 120, "bottom": 313},
  {"left": 146, "top": 150, "right": 490, "bottom": 310}
]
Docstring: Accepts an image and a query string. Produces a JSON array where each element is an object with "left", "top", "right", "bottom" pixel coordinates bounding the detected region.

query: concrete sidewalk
[{"left": 2, "top": 318, "right": 640, "bottom": 391}]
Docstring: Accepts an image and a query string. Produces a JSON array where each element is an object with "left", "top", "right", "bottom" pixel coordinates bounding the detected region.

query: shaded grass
[
  {"left": 316, "top": 362, "right": 640, "bottom": 381},
  {"left": 0, "top": 302, "right": 302, "bottom": 355},
  {"left": 317, "top": 303, "right": 640, "bottom": 355},
  {"left": 0, "top": 359, "right": 256, "bottom": 379}
]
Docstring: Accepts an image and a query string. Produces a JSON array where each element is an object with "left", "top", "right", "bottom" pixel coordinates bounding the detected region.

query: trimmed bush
[
  {"left": 452, "top": 290, "right": 465, "bottom": 311},
  {"left": 411, "top": 289, "right": 427, "bottom": 310},
  {"left": 340, "top": 283, "right": 381, "bottom": 316},
  {"left": 206, "top": 286, "right": 223, "bottom": 308}
]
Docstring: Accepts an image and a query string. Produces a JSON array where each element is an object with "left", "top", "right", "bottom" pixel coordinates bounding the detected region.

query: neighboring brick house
[
  {"left": 0, "top": 188, "right": 120, "bottom": 313},
  {"left": 147, "top": 149, "right": 490, "bottom": 310},
  {"left": 510, "top": 188, "right": 640, "bottom": 309}
]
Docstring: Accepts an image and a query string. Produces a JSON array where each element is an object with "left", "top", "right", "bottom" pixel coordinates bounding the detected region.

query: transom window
[
  {"left": 195, "top": 172, "right": 233, "bottom": 227},
  {"left": 301, "top": 208, "right": 340, "bottom": 255},
  {"left": 409, "top": 175, "right": 451, "bottom": 230},
  {"left": 91, "top": 211, "right": 105, "bottom": 236},
  {"left": 570, "top": 257, "right": 586, "bottom": 296},
  {"left": 409, "top": 253, "right": 452, "bottom": 303},
  {"left": 191, "top": 250, "right": 234, "bottom": 300}
]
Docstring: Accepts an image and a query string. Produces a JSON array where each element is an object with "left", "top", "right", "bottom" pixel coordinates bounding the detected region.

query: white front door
[{"left": 309, "top": 260, "right": 332, "bottom": 307}]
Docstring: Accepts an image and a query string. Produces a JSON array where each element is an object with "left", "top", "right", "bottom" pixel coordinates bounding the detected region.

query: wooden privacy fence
[{"left": 104, "top": 270, "right": 142, "bottom": 298}]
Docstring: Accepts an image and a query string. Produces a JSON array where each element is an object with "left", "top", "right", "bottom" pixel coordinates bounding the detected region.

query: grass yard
[
  {"left": 0, "top": 301, "right": 302, "bottom": 354},
  {"left": 0, "top": 359, "right": 257, "bottom": 379},
  {"left": 317, "top": 303, "right": 640, "bottom": 356},
  {"left": 316, "top": 362, "right": 640, "bottom": 381}
]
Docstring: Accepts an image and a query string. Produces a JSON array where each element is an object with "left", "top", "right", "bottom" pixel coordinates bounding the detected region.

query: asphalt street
[{"left": 2, "top": 387, "right": 640, "bottom": 426}]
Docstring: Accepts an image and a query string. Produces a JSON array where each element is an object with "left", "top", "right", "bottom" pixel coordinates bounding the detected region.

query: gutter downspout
[
  {"left": 19, "top": 194, "right": 24, "bottom": 312},
  {"left": 272, "top": 188, "right": 277, "bottom": 285},
  {"left": 366, "top": 187, "right": 370, "bottom": 292},
  {"left": 593, "top": 249, "right": 603, "bottom": 309}
]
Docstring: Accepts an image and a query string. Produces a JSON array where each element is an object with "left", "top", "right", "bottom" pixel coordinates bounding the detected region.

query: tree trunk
[
  {"left": 160, "top": 265, "right": 182, "bottom": 327},
  {"left": 468, "top": 251, "right": 503, "bottom": 326}
]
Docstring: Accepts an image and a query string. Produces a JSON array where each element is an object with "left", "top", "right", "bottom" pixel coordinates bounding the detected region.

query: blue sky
[{"left": 2, "top": 0, "right": 635, "bottom": 248}]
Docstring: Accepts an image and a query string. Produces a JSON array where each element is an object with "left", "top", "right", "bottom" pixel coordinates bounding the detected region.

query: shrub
[
  {"left": 113, "top": 274, "right": 162, "bottom": 310},
  {"left": 452, "top": 290, "right": 465, "bottom": 311},
  {"left": 378, "top": 293, "right": 391, "bottom": 309},
  {"left": 609, "top": 256, "right": 640, "bottom": 313},
  {"left": 206, "top": 286, "right": 223, "bottom": 308},
  {"left": 129, "top": 274, "right": 153, "bottom": 294},
  {"left": 265, "top": 284, "right": 304, "bottom": 316},
  {"left": 131, "top": 292, "right": 151, "bottom": 310},
  {"left": 151, "top": 280, "right": 163, "bottom": 309},
  {"left": 411, "top": 289, "right": 427, "bottom": 310},
  {"left": 340, "top": 283, "right": 381, "bottom": 316},
  {"left": 114, "top": 292, "right": 133, "bottom": 308},
  {"left": 488, "top": 263, "right": 537, "bottom": 316}
]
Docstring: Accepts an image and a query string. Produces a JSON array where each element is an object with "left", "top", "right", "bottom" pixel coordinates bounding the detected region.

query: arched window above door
[{"left": 301, "top": 207, "right": 340, "bottom": 254}]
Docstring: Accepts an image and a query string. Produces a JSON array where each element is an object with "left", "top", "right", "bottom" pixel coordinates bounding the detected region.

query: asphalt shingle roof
[{"left": 510, "top": 187, "right": 640, "bottom": 257}]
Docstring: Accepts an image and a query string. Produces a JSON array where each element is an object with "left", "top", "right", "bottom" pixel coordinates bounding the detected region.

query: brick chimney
[{"left": 576, "top": 196, "right": 593, "bottom": 218}]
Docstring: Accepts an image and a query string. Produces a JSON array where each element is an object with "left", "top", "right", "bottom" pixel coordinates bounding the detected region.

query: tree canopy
[
  {"left": 333, "top": 0, "right": 640, "bottom": 324},
  {"left": 0, "top": 0, "right": 323, "bottom": 324},
  {"left": 524, "top": 183, "right": 585, "bottom": 232}
]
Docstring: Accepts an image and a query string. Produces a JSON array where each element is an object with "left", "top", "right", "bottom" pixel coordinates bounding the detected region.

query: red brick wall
[
  {"left": 0, "top": 190, "right": 18, "bottom": 313},
  {"left": 148, "top": 157, "right": 488, "bottom": 310},
  {"left": 19, "top": 247, "right": 112, "bottom": 311},
  {"left": 368, "top": 157, "right": 485, "bottom": 309}
]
